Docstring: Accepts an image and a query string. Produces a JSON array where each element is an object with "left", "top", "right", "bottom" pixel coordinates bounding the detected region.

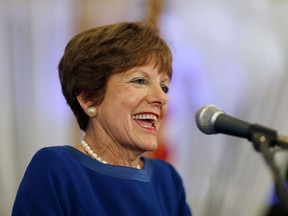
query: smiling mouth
[{"left": 132, "top": 114, "right": 158, "bottom": 131}]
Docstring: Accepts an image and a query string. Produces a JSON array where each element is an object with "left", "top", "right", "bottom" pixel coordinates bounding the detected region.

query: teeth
[{"left": 132, "top": 114, "right": 158, "bottom": 122}]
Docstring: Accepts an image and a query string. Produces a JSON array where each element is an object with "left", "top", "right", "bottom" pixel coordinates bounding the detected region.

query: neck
[{"left": 81, "top": 137, "right": 142, "bottom": 169}]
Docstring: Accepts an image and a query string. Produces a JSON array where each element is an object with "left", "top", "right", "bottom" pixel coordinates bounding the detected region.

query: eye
[
  {"left": 161, "top": 85, "right": 169, "bottom": 94},
  {"left": 131, "top": 78, "right": 147, "bottom": 85}
]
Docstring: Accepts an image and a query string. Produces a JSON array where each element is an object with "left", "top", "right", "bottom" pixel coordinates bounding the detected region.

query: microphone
[{"left": 195, "top": 105, "right": 288, "bottom": 149}]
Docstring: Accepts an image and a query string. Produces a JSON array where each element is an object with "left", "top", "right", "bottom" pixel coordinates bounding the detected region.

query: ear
[{"left": 76, "top": 94, "right": 93, "bottom": 112}]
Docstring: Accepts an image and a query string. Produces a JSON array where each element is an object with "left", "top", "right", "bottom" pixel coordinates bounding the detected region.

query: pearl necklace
[
  {"left": 81, "top": 139, "right": 107, "bottom": 164},
  {"left": 81, "top": 139, "right": 141, "bottom": 169}
]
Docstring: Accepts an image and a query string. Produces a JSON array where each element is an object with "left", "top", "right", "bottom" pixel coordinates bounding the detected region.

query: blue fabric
[{"left": 12, "top": 146, "right": 192, "bottom": 216}]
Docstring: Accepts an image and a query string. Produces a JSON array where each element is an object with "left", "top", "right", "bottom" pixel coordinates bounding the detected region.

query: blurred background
[{"left": 1, "top": 0, "right": 288, "bottom": 215}]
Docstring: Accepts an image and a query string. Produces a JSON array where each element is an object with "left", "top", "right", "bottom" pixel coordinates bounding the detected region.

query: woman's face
[{"left": 95, "top": 63, "right": 170, "bottom": 153}]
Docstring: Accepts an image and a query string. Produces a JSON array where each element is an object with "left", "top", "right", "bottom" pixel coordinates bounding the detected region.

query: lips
[{"left": 132, "top": 113, "right": 159, "bottom": 131}]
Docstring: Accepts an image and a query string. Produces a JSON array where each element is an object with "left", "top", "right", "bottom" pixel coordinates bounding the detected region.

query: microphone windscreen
[{"left": 195, "top": 105, "right": 224, "bottom": 134}]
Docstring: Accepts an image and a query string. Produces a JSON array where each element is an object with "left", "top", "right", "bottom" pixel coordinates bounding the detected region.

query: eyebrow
[
  {"left": 161, "top": 76, "right": 170, "bottom": 84},
  {"left": 129, "top": 69, "right": 170, "bottom": 83}
]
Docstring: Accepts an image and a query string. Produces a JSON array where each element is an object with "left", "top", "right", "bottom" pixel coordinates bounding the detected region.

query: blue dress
[{"left": 12, "top": 146, "right": 192, "bottom": 216}]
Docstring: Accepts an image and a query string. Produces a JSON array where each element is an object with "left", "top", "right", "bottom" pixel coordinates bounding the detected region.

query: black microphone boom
[{"left": 195, "top": 105, "right": 288, "bottom": 149}]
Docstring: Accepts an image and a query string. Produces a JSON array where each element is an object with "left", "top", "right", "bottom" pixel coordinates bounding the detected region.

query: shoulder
[
  {"left": 34, "top": 145, "right": 67, "bottom": 156},
  {"left": 21, "top": 146, "right": 80, "bottom": 189},
  {"left": 147, "top": 158, "right": 183, "bottom": 183},
  {"left": 26, "top": 146, "right": 75, "bottom": 174},
  {"left": 30, "top": 146, "right": 65, "bottom": 164},
  {"left": 13, "top": 147, "right": 73, "bottom": 215},
  {"left": 32, "top": 146, "right": 73, "bottom": 161},
  {"left": 150, "top": 158, "right": 179, "bottom": 174},
  {"left": 146, "top": 158, "right": 192, "bottom": 215}
]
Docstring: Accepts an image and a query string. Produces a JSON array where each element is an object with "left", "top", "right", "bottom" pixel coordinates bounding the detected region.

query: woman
[{"left": 12, "top": 21, "right": 192, "bottom": 215}]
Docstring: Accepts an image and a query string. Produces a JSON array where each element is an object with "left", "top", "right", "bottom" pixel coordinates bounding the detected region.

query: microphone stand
[{"left": 251, "top": 132, "right": 288, "bottom": 214}]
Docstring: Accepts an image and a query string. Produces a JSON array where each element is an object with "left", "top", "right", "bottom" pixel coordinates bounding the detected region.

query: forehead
[
  {"left": 126, "top": 55, "right": 172, "bottom": 80},
  {"left": 122, "top": 64, "right": 170, "bottom": 81}
]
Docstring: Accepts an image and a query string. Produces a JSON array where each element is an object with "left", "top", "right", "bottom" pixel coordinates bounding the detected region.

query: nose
[{"left": 147, "top": 85, "right": 168, "bottom": 106}]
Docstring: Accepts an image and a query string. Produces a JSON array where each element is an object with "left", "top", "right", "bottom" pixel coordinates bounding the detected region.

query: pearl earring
[{"left": 86, "top": 107, "right": 97, "bottom": 118}]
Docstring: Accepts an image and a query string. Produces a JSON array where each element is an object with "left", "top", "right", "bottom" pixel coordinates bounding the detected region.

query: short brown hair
[{"left": 58, "top": 21, "right": 173, "bottom": 131}]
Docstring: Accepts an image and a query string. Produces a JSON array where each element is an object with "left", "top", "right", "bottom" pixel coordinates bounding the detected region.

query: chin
[
  {"left": 142, "top": 147, "right": 159, "bottom": 158},
  {"left": 141, "top": 141, "right": 158, "bottom": 152}
]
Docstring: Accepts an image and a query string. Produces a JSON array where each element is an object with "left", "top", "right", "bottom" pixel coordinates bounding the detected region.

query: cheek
[
  {"left": 161, "top": 105, "right": 168, "bottom": 116},
  {"left": 120, "top": 96, "right": 137, "bottom": 107},
  {"left": 118, "top": 91, "right": 142, "bottom": 107}
]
